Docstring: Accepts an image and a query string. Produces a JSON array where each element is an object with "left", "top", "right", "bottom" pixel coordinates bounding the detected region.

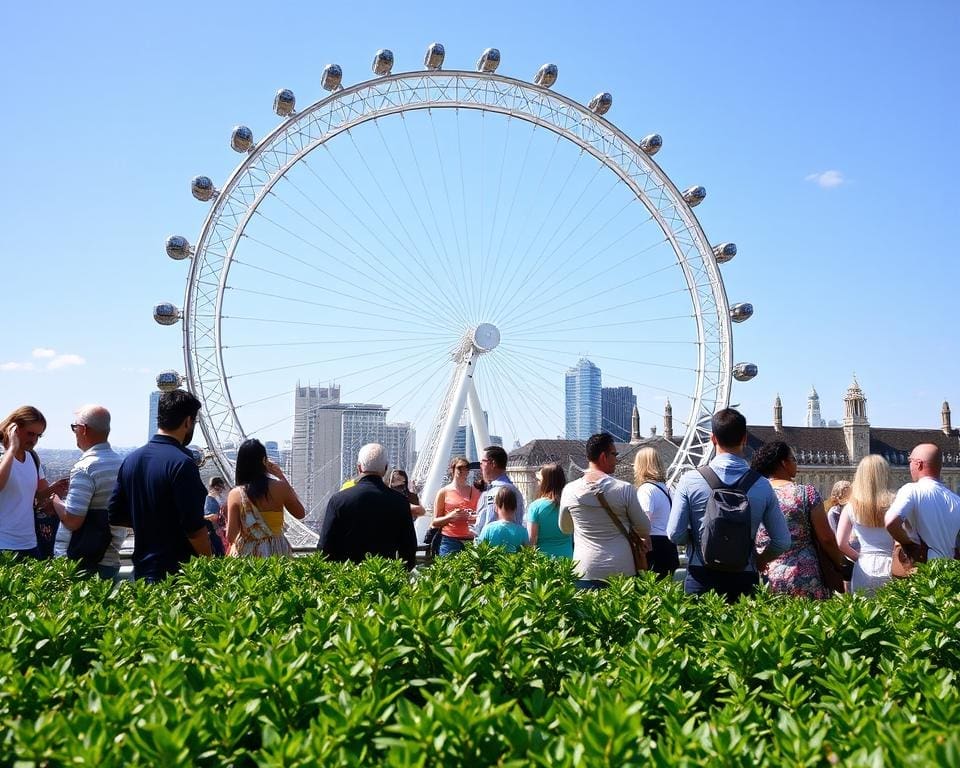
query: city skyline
[{"left": 3, "top": 3, "right": 957, "bottom": 452}]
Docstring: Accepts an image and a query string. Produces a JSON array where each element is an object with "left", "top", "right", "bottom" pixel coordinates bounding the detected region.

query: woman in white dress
[{"left": 835, "top": 455, "right": 895, "bottom": 595}]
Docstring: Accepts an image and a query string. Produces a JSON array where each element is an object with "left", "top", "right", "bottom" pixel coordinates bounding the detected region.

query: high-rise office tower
[
  {"left": 264, "top": 441, "right": 281, "bottom": 463},
  {"left": 147, "top": 390, "right": 161, "bottom": 441},
  {"left": 311, "top": 403, "right": 389, "bottom": 520},
  {"left": 601, "top": 386, "right": 636, "bottom": 442},
  {"left": 291, "top": 383, "right": 340, "bottom": 519},
  {"left": 564, "top": 358, "right": 602, "bottom": 439},
  {"left": 384, "top": 422, "right": 416, "bottom": 473}
]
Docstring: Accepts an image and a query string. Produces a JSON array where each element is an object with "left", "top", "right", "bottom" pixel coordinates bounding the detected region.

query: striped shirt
[{"left": 54, "top": 442, "right": 126, "bottom": 566}]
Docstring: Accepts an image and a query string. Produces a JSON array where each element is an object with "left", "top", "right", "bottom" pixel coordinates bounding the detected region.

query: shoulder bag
[
  {"left": 891, "top": 538, "right": 928, "bottom": 579},
  {"left": 803, "top": 487, "right": 849, "bottom": 594},
  {"left": 594, "top": 487, "right": 648, "bottom": 575},
  {"left": 66, "top": 509, "right": 112, "bottom": 568}
]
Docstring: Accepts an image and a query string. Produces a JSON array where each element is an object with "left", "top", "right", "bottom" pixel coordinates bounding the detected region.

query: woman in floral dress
[
  {"left": 226, "top": 439, "right": 304, "bottom": 557},
  {"left": 752, "top": 440, "right": 846, "bottom": 598}
]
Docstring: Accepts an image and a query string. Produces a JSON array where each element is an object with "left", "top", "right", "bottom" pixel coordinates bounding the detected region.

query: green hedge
[{"left": 1, "top": 550, "right": 958, "bottom": 766}]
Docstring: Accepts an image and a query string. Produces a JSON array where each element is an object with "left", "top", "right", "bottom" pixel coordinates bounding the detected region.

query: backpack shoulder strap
[
  {"left": 735, "top": 469, "right": 761, "bottom": 493},
  {"left": 697, "top": 466, "right": 726, "bottom": 490},
  {"left": 28, "top": 449, "right": 40, "bottom": 475}
]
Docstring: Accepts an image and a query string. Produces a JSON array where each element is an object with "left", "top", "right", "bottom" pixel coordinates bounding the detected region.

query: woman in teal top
[{"left": 527, "top": 463, "right": 573, "bottom": 559}]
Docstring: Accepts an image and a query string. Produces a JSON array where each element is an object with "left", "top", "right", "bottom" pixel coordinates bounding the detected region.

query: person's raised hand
[{"left": 6, "top": 423, "right": 21, "bottom": 453}]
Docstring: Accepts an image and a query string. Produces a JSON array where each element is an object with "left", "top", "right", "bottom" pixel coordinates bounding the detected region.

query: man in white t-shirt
[
  {"left": 559, "top": 432, "right": 651, "bottom": 587},
  {"left": 885, "top": 443, "right": 960, "bottom": 562}
]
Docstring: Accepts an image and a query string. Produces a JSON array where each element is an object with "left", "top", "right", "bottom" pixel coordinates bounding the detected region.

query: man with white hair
[
  {"left": 318, "top": 443, "right": 417, "bottom": 569},
  {"left": 50, "top": 405, "right": 127, "bottom": 579}
]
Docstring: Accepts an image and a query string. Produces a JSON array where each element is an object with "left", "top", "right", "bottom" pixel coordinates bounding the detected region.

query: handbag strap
[
  {"left": 642, "top": 481, "right": 672, "bottom": 504},
  {"left": 593, "top": 486, "right": 632, "bottom": 541}
]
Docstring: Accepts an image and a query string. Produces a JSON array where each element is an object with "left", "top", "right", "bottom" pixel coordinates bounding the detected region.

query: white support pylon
[{"left": 412, "top": 323, "right": 500, "bottom": 540}]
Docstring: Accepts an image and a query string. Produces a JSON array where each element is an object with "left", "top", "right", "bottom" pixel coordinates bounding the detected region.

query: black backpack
[{"left": 696, "top": 467, "right": 760, "bottom": 572}]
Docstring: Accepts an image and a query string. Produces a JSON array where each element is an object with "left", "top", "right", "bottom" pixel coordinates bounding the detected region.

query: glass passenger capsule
[
  {"left": 321, "top": 64, "right": 343, "bottom": 91},
  {"left": 424, "top": 42, "right": 445, "bottom": 70},
  {"left": 733, "top": 363, "right": 759, "bottom": 382},
  {"left": 534, "top": 63, "right": 558, "bottom": 88},
  {"left": 682, "top": 185, "right": 706, "bottom": 207},
  {"left": 713, "top": 243, "right": 737, "bottom": 263},
  {"left": 156, "top": 370, "right": 183, "bottom": 392},
  {"left": 588, "top": 92, "right": 612, "bottom": 115},
  {"left": 165, "top": 235, "right": 192, "bottom": 261},
  {"left": 273, "top": 88, "right": 296, "bottom": 117},
  {"left": 153, "top": 303, "right": 182, "bottom": 326},
  {"left": 476, "top": 48, "right": 500, "bottom": 72},
  {"left": 640, "top": 134, "right": 662, "bottom": 155},
  {"left": 230, "top": 125, "right": 254, "bottom": 153},
  {"left": 730, "top": 303, "right": 754, "bottom": 323},
  {"left": 190, "top": 176, "right": 217, "bottom": 202},
  {"left": 372, "top": 49, "right": 394, "bottom": 76}
]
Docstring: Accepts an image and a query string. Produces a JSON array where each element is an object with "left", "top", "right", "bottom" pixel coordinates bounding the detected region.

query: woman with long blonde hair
[
  {"left": 634, "top": 446, "right": 676, "bottom": 579},
  {"left": 835, "top": 455, "right": 895, "bottom": 594},
  {"left": 0, "top": 406, "right": 66, "bottom": 558}
]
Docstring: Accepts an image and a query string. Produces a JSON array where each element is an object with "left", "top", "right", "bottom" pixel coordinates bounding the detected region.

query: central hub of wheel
[{"left": 472, "top": 323, "right": 500, "bottom": 353}]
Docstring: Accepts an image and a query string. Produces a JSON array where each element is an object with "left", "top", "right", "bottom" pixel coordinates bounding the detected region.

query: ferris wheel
[{"left": 154, "top": 44, "right": 757, "bottom": 523}]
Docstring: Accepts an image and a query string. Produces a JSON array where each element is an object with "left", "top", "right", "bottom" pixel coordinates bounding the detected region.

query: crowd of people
[{"left": 2, "top": 395, "right": 958, "bottom": 599}]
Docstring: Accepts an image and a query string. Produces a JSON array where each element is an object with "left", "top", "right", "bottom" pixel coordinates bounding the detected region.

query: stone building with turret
[
  {"left": 506, "top": 379, "right": 960, "bottom": 503},
  {"left": 747, "top": 377, "right": 960, "bottom": 498}
]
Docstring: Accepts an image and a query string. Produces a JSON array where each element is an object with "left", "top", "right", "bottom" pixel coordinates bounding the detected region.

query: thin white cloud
[
  {"left": 0, "top": 361, "right": 35, "bottom": 371},
  {"left": 46, "top": 354, "right": 86, "bottom": 370},
  {"left": 805, "top": 170, "right": 846, "bottom": 189},
  {"left": 0, "top": 348, "right": 88, "bottom": 372}
]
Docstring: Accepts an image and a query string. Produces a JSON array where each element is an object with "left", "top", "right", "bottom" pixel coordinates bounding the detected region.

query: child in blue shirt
[{"left": 476, "top": 486, "right": 529, "bottom": 553}]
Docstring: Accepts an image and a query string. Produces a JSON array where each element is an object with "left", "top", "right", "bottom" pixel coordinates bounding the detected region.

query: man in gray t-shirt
[{"left": 559, "top": 432, "right": 650, "bottom": 585}]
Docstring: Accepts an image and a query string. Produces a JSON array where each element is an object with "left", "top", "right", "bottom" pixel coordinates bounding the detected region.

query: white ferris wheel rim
[{"left": 181, "top": 68, "right": 734, "bottom": 489}]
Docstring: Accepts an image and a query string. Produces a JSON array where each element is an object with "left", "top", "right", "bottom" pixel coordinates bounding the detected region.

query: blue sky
[{"left": 2, "top": 0, "right": 957, "bottom": 450}]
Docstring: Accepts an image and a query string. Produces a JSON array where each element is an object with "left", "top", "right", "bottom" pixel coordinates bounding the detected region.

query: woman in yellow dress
[{"left": 226, "top": 439, "right": 305, "bottom": 557}]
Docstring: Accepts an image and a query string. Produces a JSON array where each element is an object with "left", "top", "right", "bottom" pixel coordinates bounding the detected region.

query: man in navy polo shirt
[{"left": 108, "top": 389, "right": 212, "bottom": 581}]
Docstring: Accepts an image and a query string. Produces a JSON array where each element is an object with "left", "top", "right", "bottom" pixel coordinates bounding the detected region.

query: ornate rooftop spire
[
  {"left": 630, "top": 404, "right": 641, "bottom": 444},
  {"left": 806, "top": 385, "right": 825, "bottom": 427}
]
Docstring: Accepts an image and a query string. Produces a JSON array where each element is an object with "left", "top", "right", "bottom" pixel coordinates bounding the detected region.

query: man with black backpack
[{"left": 667, "top": 408, "right": 790, "bottom": 603}]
